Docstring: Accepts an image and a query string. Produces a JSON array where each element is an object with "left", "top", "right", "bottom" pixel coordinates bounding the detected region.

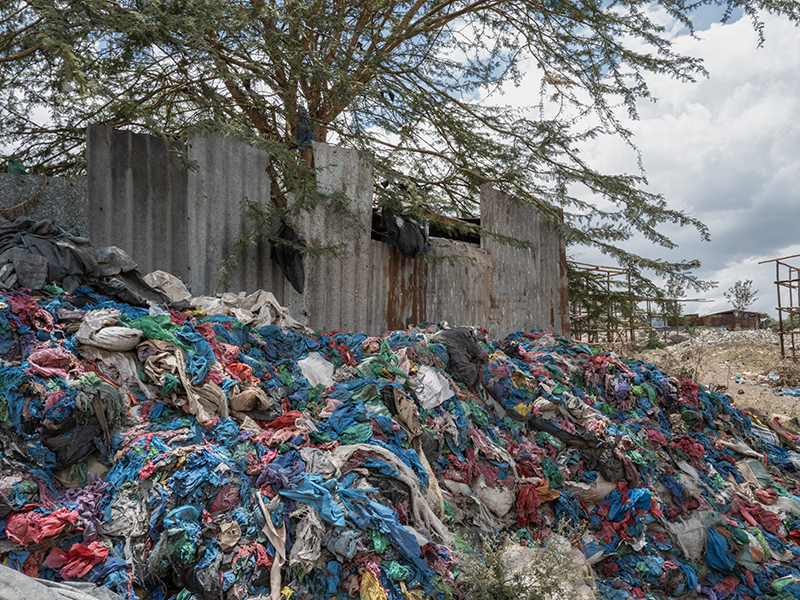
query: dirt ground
[{"left": 612, "top": 329, "right": 800, "bottom": 420}]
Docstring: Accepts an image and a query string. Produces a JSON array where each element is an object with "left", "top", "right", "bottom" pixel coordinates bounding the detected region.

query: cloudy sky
[{"left": 504, "top": 10, "right": 800, "bottom": 318}]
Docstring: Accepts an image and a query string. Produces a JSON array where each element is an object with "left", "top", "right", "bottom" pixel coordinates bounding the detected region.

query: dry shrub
[{"left": 444, "top": 523, "right": 596, "bottom": 600}]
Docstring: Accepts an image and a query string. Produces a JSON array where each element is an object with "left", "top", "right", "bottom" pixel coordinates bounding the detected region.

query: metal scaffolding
[{"left": 759, "top": 253, "right": 800, "bottom": 361}]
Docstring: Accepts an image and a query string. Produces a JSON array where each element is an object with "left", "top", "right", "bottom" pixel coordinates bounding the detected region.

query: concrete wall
[
  {"left": 0, "top": 173, "right": 88, "bottom": 234},
  {"left": 84, "top": 127, "right": 568, "bottom": 336}
]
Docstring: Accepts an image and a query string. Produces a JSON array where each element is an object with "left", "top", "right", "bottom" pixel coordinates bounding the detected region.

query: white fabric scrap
[
  {"left": 298, "top": 352, "right": 335, "bottom": 388},
  {"left": 414, "top": 365, "right": 454, "bottom": 410}
]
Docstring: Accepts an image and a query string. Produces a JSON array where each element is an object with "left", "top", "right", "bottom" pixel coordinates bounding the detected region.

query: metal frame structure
[
  {"left": 759, "top": 253, "right": 800, "bottom": 361},
  {"left": 569, "top": 261, "right": 634, "bottom": 343},
  {"left": 569, "top": 260, "right": 708, "bottom": 344}
]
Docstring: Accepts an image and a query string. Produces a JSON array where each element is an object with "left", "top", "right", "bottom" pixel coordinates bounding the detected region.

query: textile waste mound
[{"left": 3, "top": 283, "right": 800, "bottom": 600}]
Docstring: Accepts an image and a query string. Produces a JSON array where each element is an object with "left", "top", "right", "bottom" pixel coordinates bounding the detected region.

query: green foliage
[
  {"left": 760, "top": 313, "right": 779, "bottom": 332},
  {"left": 724, "top": 279, "right": 759, "bottom": 311},
  {"left": 2, "top": 0, "right": 799, "bottom": 290},
  {"left": 645, "top": 333, "right": 667, "bottom": 350}
]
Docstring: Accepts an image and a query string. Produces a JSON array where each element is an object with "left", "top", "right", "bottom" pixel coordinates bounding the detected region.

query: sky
[{"left": 500, "top": 10, "right": 800, "bottom": 318}]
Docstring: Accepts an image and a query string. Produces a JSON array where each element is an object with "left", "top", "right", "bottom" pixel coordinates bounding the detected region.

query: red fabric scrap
[
  {"left": 714, "top": 576, "right": 740, "bottom": 595},
  {"left": 43, "top": 541, "right": 109, "bottom": 579},
  {"left": 26, "top": 347, "right": 84, "bottom": 379},
  {"left": 516, "top": 484, "right": 541, "bottom": 527},
  {"left": 755, "top": 488, "right": 778, "bottom": 505},
  {"left": 5, "top": 507, "right": 81, "bottom": 546}
]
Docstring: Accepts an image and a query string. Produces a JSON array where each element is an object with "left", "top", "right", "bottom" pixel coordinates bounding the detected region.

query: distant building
[{"left": 669, "top": 310, "right": 761, "bottom": 331}]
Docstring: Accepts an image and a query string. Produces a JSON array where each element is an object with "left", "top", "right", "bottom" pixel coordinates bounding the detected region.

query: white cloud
[{"left": 530, "top": 13, "right": 800, "bottom": 317}]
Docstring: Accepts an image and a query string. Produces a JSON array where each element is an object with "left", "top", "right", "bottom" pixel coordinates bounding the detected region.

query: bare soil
[{"left": 613, "top": 329, "right": 800, "bottom": 419}]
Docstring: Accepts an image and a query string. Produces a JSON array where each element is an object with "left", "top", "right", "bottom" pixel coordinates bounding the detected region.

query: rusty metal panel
[
  {"left": 366, "top": 239, "right": 489, "bottom": 334},
  {"left": 480, "top": 185, "right": 569, "bottom": 337},
  {"left": 368, "top": 241, "right": 429, "bottom": 332},
  {"left": 290, "top": 143, "right": 373, "bottom": 333},
  {"left": 87, "top": 125, "right": 189, "bottom": 281}
]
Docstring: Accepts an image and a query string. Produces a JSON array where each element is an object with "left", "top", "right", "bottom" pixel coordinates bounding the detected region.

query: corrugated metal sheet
[
  {"left": 481, "top": 185, "right": 569, "bottom": 336},
  {"left": 87, "top": 127, "right": 568, "bottom": 335},
  {"left": 184, "top": 134, "right": 277, "bottom": 295},
  {"left": 88, "top": 125, "right": 190, "bottom": 283},
  {"left": 87, "top": 125, "right": 278, "bottom": 296},
  {"left": 290, "top": 143, "right": 374, "bottom": 332}
]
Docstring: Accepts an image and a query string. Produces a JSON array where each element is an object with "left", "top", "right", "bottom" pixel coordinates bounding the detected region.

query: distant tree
[
  {"left": 724, "top": 280, "right": 759, "bottom": 310},
  {"left": 664, "top": 274, "right": 686, "bottom": 317}
]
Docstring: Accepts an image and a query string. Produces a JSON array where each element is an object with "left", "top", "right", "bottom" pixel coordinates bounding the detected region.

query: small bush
[{"left": 443, "top": 525, "right": 594, "bottom": 600}]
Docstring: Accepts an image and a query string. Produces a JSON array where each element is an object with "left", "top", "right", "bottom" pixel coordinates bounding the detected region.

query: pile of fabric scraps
[{"left": 6, "top": 286, "right": 800, "bottom": 600}]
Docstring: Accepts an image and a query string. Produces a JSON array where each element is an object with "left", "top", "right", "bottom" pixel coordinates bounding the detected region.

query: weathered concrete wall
[
  {"left": 0, "top": 173, "right": 88, "bottom": 234},
  {"left": 85, "top": 127, "right": 568, "bottom": 335}
]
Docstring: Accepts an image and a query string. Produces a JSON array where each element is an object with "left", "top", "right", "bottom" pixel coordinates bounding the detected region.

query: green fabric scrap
[
  {"left": 535, "top": 431, "right": 562, "bottom": 451},
  {"left": 79, "top": 372, "right": 103, "bottom": 386},
  {"left": 386, "top": 560, "right": 410, "bottom": 581},
  {"left": 679, "top": 406, "right": 700, "bottom": 421},
  {"left": 371, "top": 530, "right": 390, "bottom": 554},
  {"left": 339, "top": 422, "right": 373, "bottom": 445},
  {"left": 748, "top": 459, "right": 773, "bottom": 488},
  {"left": 162, "top": 373, "right": 181, "bottom": 395},
  {"left": 72, "top": 461, "right": 89, "bottom": 487},
  {"left": 770, "top": 483, "right": 792, "bottom": 498},
  {"left": 461, "top": 398, "right": 489, "bottom": 428},
  {"left": 541, "top": 458, "right": 563, "bottom": 488},
  {"left": 709, "top": 471, "right": 726, "bottom": 490},
  {"left": 166, "top": 531, "right": 196, "bottom": 563},
  {"left": 128, "top": 315, "right": 183, "bottom": 346},
  {"left": 365, "top": 400, "right": 392, "bottom": 419},
  {"left": 42, "top": 284, "right": 63, "bottom": 295},
  {"left": 727, "top": 525, "right": 749, "bottom": 546},
  {"left": 750, "top": 527, "right": 771, "bottom": 560},
  {"left": 18, "top": 480, "right": 37, "bottom": 494},
  {"left": 627, "top": 450, "right": 646, "bottom": 466},
  {"left": 350, "top": 383, "right": 379, "bottom": 404},
  {"left": 278, "top": 365, "right": 294, "bottom": 386},
  {"left": 774, "top": 576, "right": 799, "bottom": 593},
  {"left": 309, "top": 430, "right": 333, "bottom": 444},
  {"left": 136, "top": 360, "right": 150, "bottom": 384},
  {"left": 513, "top": 529, "right": 536, "bottom": 545}
]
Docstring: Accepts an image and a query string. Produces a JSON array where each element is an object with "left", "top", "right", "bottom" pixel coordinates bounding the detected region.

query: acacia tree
[
  {"left": 2, "top": 0, "right": 799, "bottom": 289},
  {"left": 724, "top": 279, "right": 759, "bottom": 310}
]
